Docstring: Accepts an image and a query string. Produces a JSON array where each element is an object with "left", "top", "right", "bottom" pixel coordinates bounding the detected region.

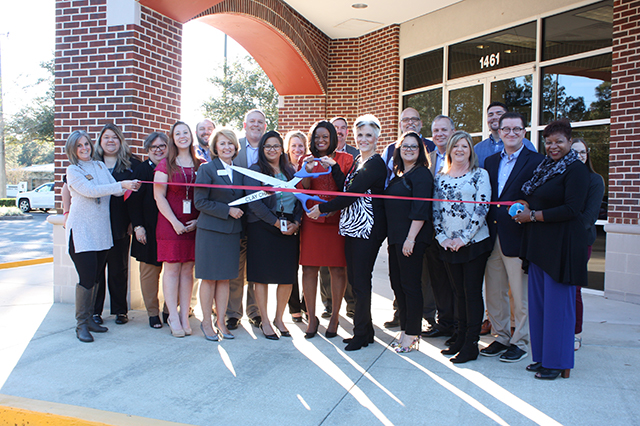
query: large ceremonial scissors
[{"left": 228, "top": 161, "right": 330, "bottom": 212}]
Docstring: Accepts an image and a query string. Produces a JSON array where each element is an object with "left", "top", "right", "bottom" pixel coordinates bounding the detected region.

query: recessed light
[
  {"left": 352, "top": 3, "right": 368, "bottom": 9},
  {"left": 476, "top": 45, "right": 485, "bottom": 49}
]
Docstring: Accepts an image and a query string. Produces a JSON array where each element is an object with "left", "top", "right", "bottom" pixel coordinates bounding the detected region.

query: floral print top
[{"left": 433, "top": 168, "right": 491, "bottom": 246}]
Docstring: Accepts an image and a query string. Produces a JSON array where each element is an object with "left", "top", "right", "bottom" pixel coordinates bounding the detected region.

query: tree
[
  {"left": 5, "top": 59, "right": 54, "bottom": 167},
  {"left": 202, "top": 56, "right": 278, "bottom": 130}
]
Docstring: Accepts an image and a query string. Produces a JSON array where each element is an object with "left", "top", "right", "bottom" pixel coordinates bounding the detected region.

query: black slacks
[
  {"left": 444, "top": 250, "right": 490, "bottom": 343},
  {"left": 68, "top": 232, "right": 109, "bottom": 290},
  {"left": 389, "top": 242, "right": 426, "bottom": 336},
  {"left": 94, "top": 236, "right": 131, "bottom": 315},
  {"left": 345, "top": 236, "right": 383, "bottom": 338},
  {"left": 424, "top": 240, "right": 456, "bottom": 331}
]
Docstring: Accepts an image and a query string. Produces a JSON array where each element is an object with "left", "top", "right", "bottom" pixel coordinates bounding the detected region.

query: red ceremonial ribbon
[{"left": 137, "top": 180, "right": 516, "bottom": 207}]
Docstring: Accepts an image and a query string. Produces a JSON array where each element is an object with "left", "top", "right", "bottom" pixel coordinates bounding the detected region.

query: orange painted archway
[{"left": 139, "top": 0, "right": 327, "bottom": 96}]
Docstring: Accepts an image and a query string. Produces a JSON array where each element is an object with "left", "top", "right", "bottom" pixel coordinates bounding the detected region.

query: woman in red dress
[
  {"left": 299, "top": 121, "right": 353, "bottom": 338},
  {"left": 154, "top": 121, "right": 200, "bottom": 337}
]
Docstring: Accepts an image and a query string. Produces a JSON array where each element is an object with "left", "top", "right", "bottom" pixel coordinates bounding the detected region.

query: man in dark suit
[
  {"left": 226, "top": 109, "right": 267, "bottom": 330},
  {"left": 317, "top": 117, "right": 359, "bottom": 320},
  {"left": 481, "top": 112, "right": 544, "bottom": 362}
]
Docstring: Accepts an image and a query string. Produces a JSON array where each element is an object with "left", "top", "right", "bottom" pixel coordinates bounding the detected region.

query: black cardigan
[
  {"left": 127, "top": 159, "right": 160, "bottom": 266},
  {"left": 110, "top": 156, "right": 141, "bottom": 240},
  {"left": 384, "top": 165, "right": 433, "bottom": 246},
  {"left": 520, "top": 160, "right": 589, "bottom": 286}
]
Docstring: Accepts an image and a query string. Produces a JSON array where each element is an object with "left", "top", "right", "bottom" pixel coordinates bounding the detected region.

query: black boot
[
  {"left": 450, "top": 332, "right": 480, "bottom": 364},
  {"left": 87, "top": 285, "right": 108, "bottom": 333},
  {"left": 76, "top": 284, "right": 94, "bottom": 342},
  {"left": 345, "top": 334, "right": 370, "bottom": 351},
  {"left": 442, "top": 328, "right": 466, "bottom": 355}
]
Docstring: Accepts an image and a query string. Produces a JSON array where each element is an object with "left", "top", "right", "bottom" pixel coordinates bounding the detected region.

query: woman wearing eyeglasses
[
  {"left": 244, "top": 131, "right": 302, "bottom": 340},
  {"left": 384, "top": 132, "right": 433, "bottom": 353},
  {"left": 513, "top": 120, "right": 589, "bottom": 380},
  {"left": 127, "top": 132, "right": 169, "bottom": 329},
  {"left": 570, "top": 138, "right": 605, "bottom": 351}
]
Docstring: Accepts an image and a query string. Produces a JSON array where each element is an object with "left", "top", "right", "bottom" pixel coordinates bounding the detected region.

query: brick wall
[
  {"left": 279, "top": 25, "right": 401, "bottom": 153},
  {"left": 54, "top": 0, "right": 182, "bottom": 205},
  {"left": 610, "top": 0, "right": 640, "bottom": 225}
]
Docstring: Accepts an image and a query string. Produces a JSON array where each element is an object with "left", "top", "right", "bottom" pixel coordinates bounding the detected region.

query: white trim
[{"left": 107, "top": 0, "right": 141, "bottom": 27}]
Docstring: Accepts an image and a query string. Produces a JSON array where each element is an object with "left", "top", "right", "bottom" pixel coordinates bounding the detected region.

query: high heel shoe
[
  {"left": 535, "top": 368, "right": 570, "bottom": 380},
  {"left": 215, "top": 321, "right": 234, "bottom": 339},
  {"left": 395, "top": 336, "right": 420, "bottom": 353},
  {"left": 526, "top": 362, "right": 543, "bottom": 372},
  {"left": 167, "top": 318, "right": 185, "bottom": 338},
  {"left": 305, "top": 316, "right": 319, "bottom": 339},
  {"left": 200, "top": 323, "right": 219, "bottom": 341},
  {"left": 450, "top": 345, "right": 479, "bottom": 364},
  {"left": 273, "top": 321, "right": 291, "bottom": 337},
  {"left": 260, "top": 324, "right": 279, "bottom": 340}
]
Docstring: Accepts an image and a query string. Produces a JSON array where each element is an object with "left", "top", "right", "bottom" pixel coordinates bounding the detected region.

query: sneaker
[
  {"left": 480, "top": 341, "right": 509, "bottom": 357},
  {"left": 499, "top": 345, "right": 528, "bottom": 363},
  {"left": 321, "top": 308, "right": 332, "bottom": 319}
]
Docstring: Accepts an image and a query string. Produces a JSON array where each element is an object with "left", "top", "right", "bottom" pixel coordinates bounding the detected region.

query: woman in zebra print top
[{"left": 307, "top": 114, "right": 387, "bottom": 351}]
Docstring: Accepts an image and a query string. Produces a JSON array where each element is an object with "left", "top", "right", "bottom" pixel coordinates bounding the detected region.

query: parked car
[{"left": 16, "top": 182, "right": 55, "bottom": 212}]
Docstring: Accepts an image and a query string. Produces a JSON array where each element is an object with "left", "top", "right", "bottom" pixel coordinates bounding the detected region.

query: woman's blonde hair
[
  {"left": 441, "top": 130, "right": 478, "bottom": 175},
  {"left": 209, "top": 128, "right": 239, "bottom": 160}
]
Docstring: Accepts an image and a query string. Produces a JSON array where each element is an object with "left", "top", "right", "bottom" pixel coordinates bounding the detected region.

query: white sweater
[{"left": 66, "top": 160, "right": 125, "bottom": 253}]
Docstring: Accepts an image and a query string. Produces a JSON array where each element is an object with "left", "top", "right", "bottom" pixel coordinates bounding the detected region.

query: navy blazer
[
  {"left": 485, "top": 147, "right": 544, "bottom": 257},
  {"left": 194, "top": 158, "right": 244, "bottom": 234}
]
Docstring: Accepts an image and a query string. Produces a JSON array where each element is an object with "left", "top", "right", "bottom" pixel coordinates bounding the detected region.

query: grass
[{"left": 0, "top": 206, "right": 26, "bottom": 217}]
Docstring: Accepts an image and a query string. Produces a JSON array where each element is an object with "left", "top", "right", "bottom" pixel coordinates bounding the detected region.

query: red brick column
[
  {"left": 610, "top": 0, "right": 640, "bottom": 225},
  {"left": 54, "top": 0, "right": 182, "bottom": 205}
]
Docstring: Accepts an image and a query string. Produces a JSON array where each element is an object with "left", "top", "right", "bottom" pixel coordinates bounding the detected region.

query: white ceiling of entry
[{"left": 282, "top": 0, "right": 462, "bottom": 39}]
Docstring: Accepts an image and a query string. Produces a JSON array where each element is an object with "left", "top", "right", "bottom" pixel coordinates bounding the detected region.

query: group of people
[{"left": 63, "top": 103, "right": 603, "bottom": 381}]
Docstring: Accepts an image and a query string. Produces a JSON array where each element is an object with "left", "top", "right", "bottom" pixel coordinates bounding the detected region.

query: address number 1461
[{"left": 479, "top": 52, "right": 500, "bottom": 69}]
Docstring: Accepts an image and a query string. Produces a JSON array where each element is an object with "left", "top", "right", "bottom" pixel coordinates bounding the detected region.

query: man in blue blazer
[
  {"left": 481, "top": 112, "right": 544, "bottom": 363},
  {"left": 226, "top": 109, "right": 267, "bottom": 330}
]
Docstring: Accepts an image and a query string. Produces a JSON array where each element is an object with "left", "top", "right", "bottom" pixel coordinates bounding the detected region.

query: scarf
[{"left": 521, "top": 149, "right": 579, "bottom": 195}]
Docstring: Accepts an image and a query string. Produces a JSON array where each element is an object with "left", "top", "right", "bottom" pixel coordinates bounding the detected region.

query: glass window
[
  {"left": 402, "top": 88, "right": 443, "bottom": 134},
  {"left": 540, "top": 53, "right": 611, "bottom": 124},
  {"left": 542, "top": 0, "right": 612, "bottom": 61},
  {"left": 449, "top": 85, "right": 483, "bottom": 133},
  {"left": 448, "top": 22, "right": 536, "bottom": 80},
  {"left": 491, "top": 75, "right": 533, "bottom": 127},
  {"left": 403, "top": 49, "right": 444, "bottom": 92}
]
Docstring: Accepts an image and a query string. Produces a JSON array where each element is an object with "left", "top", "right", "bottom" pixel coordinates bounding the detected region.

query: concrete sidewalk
[{"left": 1, "top": 259, "right": 639, "bottom": 426}]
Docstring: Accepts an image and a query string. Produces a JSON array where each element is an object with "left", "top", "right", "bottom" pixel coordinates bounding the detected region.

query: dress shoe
[
  {"left": 480, "top": 319, "right": 492, "bottom": 335},
  {"left": 248, "top": 316, "right": 262, "bottom": 328},
  {"left": 76, "top": 324, "right": 93, "bottom": 342},
  {"left": 344, "top": 332, "right": 374, "bottom": 344},
  {"left": 260, "top": 324, "right": 279, "bottom": 340},
  {"left": 200, "top": 323, "right": 219, "bottom": 341},
  {"left": 346, "top": 310, "right": 355, "bottom": 318},
  {"left": 535, "top": 368, "right": 570, "bottom": 380},
  {"left": 480, "top": 341, "right": 509, "bottom": 357},
  {"left": 345, "top": 335, "right": 370, "bottom": 351},
  {"left": 115, "top": 314, "right": 128, "bottom": 324},
  {"left": 321, "top": 308, "right": 332, "bottom": 319},
  {"left": 450, "top": 345, "right": 479, "bottom": 364},
  {"left": 92, "top": 314, "right": 103, "bottom": 325},
  {"left": 305, "top": 316, "right": 319, "bottom": 339},
  {"left": 526, "top": 362, "right": 543, "bottom": 372},
  {"left": 499, "top": 345, "right": 527, "bottom": 363},
  {"left": 226, "top": 317, "right": 239, "bottom": 330},
  {"left": 325, "top": 330, "right": 338, "bottom": 338},
  {"left": 87, "top": 320, "right": 108, "bottom": 333},
  {"left": 383, "top": 317, "right": 400, "bottom": 328},
  {"left": 421, "top": 328, "right": 452, "bottom": 338},
  {"left": 291, "top": 314, "right": 303, "bottom": 323}
]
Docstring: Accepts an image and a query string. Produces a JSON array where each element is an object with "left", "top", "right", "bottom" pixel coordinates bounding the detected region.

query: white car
[{"left": 16, "top": 182, "right": 55, "bottom": 212}]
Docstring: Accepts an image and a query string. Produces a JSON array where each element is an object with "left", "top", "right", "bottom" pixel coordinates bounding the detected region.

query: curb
[
  {"left": 0, "top": 214, "right": 33, "bottom": 221},
  {"left": 0, "top": 257, "right": 53, "bottom": 270},
  {"left": 0, "top": 394, "right": 192, "bottom": 426}
]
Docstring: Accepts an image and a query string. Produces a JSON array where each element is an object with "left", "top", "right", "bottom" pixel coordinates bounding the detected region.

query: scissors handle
[
  {"left": 295, "top": 159, "right": 332, "bottom": 179},
  {"left": 295, "top": 193, "right": 327, "bottom": 215}
]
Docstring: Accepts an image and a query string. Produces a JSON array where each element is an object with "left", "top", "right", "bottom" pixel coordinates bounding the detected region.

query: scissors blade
[
  {"left": 230, "top": 165, "right": 284, "bottom": 188},
  {"left": 229, "top": 190, "right": 270, "bottom": 206}
]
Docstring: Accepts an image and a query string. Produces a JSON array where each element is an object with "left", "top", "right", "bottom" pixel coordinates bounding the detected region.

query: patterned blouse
[{"left": 433, "top": 168, "right": 491, "bottom": 246}]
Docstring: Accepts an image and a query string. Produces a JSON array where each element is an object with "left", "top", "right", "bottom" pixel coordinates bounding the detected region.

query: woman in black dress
[{"left": 245, "top": 131, "right": 302, "bottom": 340}]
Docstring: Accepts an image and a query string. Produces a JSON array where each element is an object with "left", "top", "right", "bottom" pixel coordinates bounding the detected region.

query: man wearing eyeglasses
[
  {"left": 226, "top": 109, "right": 268, "bottom": 330},
  {"left": 481, "top": 112, "right": 544, "bottom": 363},
  {"left": 474, "top": 102, "right": 537, "bottom": 168},
  {"left": 194, "top": 119, "right": 216, "bottom": 163}
]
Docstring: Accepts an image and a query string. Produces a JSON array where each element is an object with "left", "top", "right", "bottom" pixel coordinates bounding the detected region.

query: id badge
[
  {"left": 280, "top": 218, "right": 288, "bottom": 232},
  {"left": 183, "top": 199, "right": 191, "bottom": 215}
]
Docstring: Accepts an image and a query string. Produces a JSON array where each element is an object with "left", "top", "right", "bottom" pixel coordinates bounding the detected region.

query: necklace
[{"left": 77, "top": 160, "right": 101, "bottom": 204}]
